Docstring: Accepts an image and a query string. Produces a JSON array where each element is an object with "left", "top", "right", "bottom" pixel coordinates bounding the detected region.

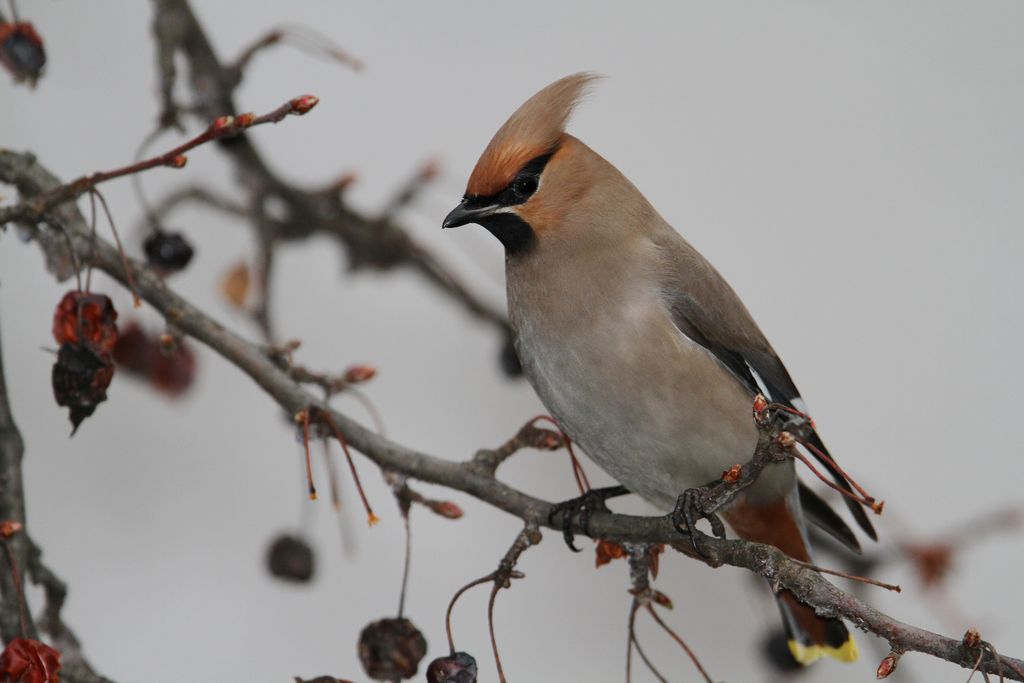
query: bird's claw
[
  {"left": 671, "top": 485, "right": 727, "bottom": 558},
  {"left": 547, "top": 485, "right": 629, "bottom": 552}
]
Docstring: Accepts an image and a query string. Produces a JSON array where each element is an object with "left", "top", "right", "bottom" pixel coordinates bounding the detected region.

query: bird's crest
[{"left": 466, "top": 72, "right": 599, "bottom": 197}]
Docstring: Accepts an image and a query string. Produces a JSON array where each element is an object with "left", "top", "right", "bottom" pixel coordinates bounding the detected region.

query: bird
[{"left": 443, "top": 73, "right": 875, "bottom": 667}]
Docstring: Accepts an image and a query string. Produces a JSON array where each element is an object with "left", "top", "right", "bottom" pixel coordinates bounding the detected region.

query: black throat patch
[{"left": 476, "top": 212, "right": 536, "bottom": 255}]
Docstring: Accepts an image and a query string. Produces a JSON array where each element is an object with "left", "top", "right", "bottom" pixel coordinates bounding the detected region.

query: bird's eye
[{"left": 514, "top": 175, "right": 539, "bottom": 198}]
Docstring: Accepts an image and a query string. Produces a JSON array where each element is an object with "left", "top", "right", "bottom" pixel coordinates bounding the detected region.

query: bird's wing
[{"left": 650, "top": 228, "right": 876, "bottom": 542}]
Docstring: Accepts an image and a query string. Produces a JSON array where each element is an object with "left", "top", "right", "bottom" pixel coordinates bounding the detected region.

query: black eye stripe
[{"left": 464, "top": 151, "right": 556, "bottom": 209}]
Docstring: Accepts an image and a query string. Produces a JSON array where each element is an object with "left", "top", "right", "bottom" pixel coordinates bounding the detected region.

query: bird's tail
[
  {"left": 723, "top": 491, "right": 858, "bottom": 666},
  {"left": 775, "top": 591, "right": 857, "bottom": 665}
]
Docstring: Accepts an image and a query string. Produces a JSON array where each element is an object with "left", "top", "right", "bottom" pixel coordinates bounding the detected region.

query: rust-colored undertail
[{"left": 723, "top": 496, "right": 858, "bottom": 665}]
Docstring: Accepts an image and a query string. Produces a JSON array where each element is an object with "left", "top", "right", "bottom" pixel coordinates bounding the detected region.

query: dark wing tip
[{"left": 799, "top": 482, "right": 862, "bottom": 553}]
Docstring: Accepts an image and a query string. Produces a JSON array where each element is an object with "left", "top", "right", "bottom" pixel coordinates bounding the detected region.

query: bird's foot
[
  {"left": 671, "top": 484, "right": 727, "bottom": 558},
  {"left": 547, "top": 485, "right": 629, "bottom": 552}
]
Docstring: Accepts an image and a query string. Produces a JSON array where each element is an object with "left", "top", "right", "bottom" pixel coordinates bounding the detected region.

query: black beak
[{"left": 442, "top": 200, "right": 498, "bottom": 229}]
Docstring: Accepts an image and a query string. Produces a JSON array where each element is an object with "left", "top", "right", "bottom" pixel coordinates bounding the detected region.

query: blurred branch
[
  {"left": 0, "top": 307, "right": 116, "bottom": 683},
  {"left": 0, "top": 310, "right": 36, "bottom": 644},
  {"left": 2, "top": 149, "right": 1023, "bottom": 681},
  {"left": 148, "top": 0, "right": 515, "bottom": 357}
]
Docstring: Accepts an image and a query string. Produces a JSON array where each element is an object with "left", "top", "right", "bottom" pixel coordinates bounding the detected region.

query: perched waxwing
[{"left": 443, "top": 73, "right": 875, "bottom": 666}]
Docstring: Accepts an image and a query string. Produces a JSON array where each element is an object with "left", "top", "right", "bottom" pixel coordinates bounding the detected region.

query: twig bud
[
  {"left": 0, "top": 520, "right": 23, "bottom": 539},
  {"left": 963, "top": 627, "right": 982, "bottom": 649},
  {"left": 290, "top": 94, "right": 319, "bottom": 114},
  {"left": 721, "top": 464, "right": 742, "bottom": 483},
  {"left": 236, "top": 112, "right": 256, "bottom": 129},
  {"left": 752, "top": 394, "right": 769, "bottom": 425},
  {"left": 775, "top": 431, "right": 796, "bottom": 449},
  {"left": 651, "top": 589, "right": 674, "bottom": 609},
  {"left": 343, "top": 364, "right": 376, "bottom": 384},
  {"left": 211, "top": 115, "right": 235, "bottom": 133},
  {"left": 428, "top": 501, "right": 464, "bottom": 519},
  {"left": 876, "top": 651, "right": 901, "bottom": 678}
]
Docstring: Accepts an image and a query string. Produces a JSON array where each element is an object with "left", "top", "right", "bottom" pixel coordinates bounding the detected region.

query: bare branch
[
  {"left": 148, "top": 0, "right": 515, "bottom": 366},
  {"left": 3, "top": 148, "right": 1024, "bottom": 681}
]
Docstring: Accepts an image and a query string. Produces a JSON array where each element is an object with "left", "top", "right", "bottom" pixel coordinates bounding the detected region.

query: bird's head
[{"left": 443, "top": 72, "right": 601, "bottom": 254}]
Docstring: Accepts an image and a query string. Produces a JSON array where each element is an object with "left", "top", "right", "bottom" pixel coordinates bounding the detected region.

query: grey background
[{"left": 1, "top": 2, "right": 1022, "bottom": 681}]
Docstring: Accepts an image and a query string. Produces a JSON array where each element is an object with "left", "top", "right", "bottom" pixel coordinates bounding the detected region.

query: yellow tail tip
[{"left": 788, "top": 635, "right": 859, "bottom": 665}]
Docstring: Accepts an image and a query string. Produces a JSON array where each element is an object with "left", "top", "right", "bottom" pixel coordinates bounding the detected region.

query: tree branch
[
  {"left": 0, "top": 305, "right": 36, "bottom": 644},
  {"left": 2, "top": 148, "right": 1022, "bottom": 681},
  {"left": 0, "top": 296, "right": 117, "bottom": 683},
  {"left": 148, "top": 0, "right": 515, "bottom": 358}
]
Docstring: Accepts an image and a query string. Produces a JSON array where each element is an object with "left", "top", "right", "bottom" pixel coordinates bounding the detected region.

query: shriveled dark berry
[
  {"left": 143, "top": 231, "right": 194, "bottom": 273},
  {"left": 52, "top": 343, "right": 114, "bottom": 434},
  {"left": 266, "top": 534, "right": 314, "bottom": 583},
  {"left": 426, "top": 652, "right": 477, "bottom": 683},
  {"left": 358, "top": 618, "right": 427, "bottom": 681},
  {"left": 0, "top": 23, "right": 46, "bottom": 84}
]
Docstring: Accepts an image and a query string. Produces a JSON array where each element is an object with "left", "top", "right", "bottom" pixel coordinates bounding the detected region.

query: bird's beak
[{"left": 442, "top": 201, "right": 499, "bottom": 229}]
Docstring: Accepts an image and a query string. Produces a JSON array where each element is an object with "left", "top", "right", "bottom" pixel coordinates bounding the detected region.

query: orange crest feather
[{"left": 466, "top": 72, "right": 599, "bottom": 197}]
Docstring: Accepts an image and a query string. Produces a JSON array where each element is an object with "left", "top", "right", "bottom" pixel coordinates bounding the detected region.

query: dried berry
[
  {"left": 0, "top": 22, "right": 46, "bottom": 85},
  {"left": 143, "top": 230, "right": 194, "bottom": 273},
  {"left": 50, "top": 291, "right": 120, "bottom": 432},
  {"left": 52, "top": 343, "right": 114, "bottom": 433},
  {"left": 266, "top": 534, "right": 314, "bottom": 583},
  {"left": 426, "top": 652, "right": 477, "bottom": 683},
  {"left": 113, "top": 321, "right": 196, "bottom": 397},
  {"left": 0, "top": 638, "right": 61, "bottom": 683},
  {"left": 52, "top": 291, "right": 118, "bottom": 356},
  {"left": 358, "top": 618, "right": 427, "bottom": 681}
]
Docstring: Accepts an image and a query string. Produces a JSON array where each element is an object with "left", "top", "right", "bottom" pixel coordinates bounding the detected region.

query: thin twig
[
  {"left": 791, "top": 558, "right": 901, "bottom": 592},
  {"left": 1, "top": 539, "right": 28, "bottom": 636},
  {"left": 444, "top": 574, "right": 494, "bottom": 654}
]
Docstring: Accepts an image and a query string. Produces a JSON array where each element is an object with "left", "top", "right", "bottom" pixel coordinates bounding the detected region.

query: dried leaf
[
  {"left": 595, "top": 539, "right": 625, "bottom": 569},
  {"left": 221, "top": 261, "right": 251, "bottom": 309}
]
